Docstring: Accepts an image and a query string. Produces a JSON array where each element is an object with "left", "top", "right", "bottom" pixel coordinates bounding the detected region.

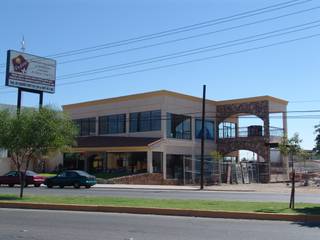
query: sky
[{"left": 0, "top": 0, "right": 320, "bottom": 149}]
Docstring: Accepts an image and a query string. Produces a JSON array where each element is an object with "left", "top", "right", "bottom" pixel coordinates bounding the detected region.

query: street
[
  {"left": 1, "top": 185, "right": 320, "bottom": 203},
  {"left": 0, "top": 208, "right": 319, "bottom": 240}
]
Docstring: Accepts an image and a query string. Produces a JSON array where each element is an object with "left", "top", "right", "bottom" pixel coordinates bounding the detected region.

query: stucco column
[
  {"left": 147, "top": 150, "right": 153, "bottom": 173},
  {"left": 282, "top": 111, "right": 289, "bottom": 179},
  {"left": 163, "top": 153, "right": 167, "bottom": 179},
  {"left": 95, "top": 117, "right": 99, "bottom": 135},
  {"left": 282, "top": 112, "right": 288, "bottom": 136}
]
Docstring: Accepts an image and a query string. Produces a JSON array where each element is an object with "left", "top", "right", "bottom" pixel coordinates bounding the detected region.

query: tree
[
  {"left": 314, "top": 123, "right": 320, "bottom": 154},
  {"left": 278, "top": 133, "right": 303, "bottom": 209},
  {"left": 0, "top": 107, "right": 77, "bottom": 198}
]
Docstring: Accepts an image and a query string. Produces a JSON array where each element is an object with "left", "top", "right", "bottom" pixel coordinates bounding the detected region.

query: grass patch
[{"left": 0, "top": 194, "right": 320, "bottom": 215}]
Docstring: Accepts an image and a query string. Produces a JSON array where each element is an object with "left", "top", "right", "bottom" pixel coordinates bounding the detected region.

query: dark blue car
[{"left": 44, "top": 170, "right": 96, "bottom": 189}]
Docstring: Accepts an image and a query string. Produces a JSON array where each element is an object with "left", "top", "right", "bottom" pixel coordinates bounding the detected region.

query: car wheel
[
  {"left": 47, "top": 184, "right": 53, "bottom": 188},
  {"left": 59, "top": 185, "right": 64, "bottom": 189},
  {"left": 73, "top": 182, "right": 80, "bottom": 189},
  {"left": 9, "top": 184, "right": 14, "bottom": 187},
  {"left": 85, "top": 185, "right": 91, "bottom": 189},
  {"left": 34, "top": 184, "right": 40, "bottom": 187}
]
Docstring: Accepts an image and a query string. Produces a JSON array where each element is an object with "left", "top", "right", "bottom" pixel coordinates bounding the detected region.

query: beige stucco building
[{"left": 57, "top": 90, "right": 288, "bottom": 183}]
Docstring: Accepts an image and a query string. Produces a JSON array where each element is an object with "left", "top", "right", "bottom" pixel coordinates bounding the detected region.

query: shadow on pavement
[{"left": 291, "top": 221, "right": 320, "bottom": 228}]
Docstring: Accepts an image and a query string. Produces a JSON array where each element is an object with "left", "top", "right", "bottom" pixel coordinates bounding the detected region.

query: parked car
[
  {"left": 44, "top": 170, "right": 96, "bottom": 189},
  {"left": 0, "top": 170, "right": 45, "bottom": 187}
]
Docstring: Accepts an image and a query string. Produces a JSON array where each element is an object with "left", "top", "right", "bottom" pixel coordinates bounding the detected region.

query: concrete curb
[
  {"left": 1, "top": 202, "right": 320, "bottom": 222},
  {"left": 93, "top": 186, "right": 256, "bottom": 192}
]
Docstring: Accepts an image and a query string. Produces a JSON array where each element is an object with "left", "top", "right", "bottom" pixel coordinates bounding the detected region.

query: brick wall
[{"left": 106, "top": 173, "right": 178, "bottom": 185}]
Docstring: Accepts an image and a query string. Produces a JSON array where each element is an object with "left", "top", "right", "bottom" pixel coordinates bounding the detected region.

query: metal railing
[{"left": 219, "top": 126, "right": 284, "bottom": 139}]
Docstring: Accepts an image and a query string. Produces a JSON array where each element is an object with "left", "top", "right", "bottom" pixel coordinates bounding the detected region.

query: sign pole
[
  {"left": 39, "top": 92, "right": 43, "bottom": 109},
  {"left": 17, "top": 88, "right": 22, "bottom": 115}
]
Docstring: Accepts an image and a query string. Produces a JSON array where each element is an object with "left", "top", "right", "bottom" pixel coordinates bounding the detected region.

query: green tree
[
  {"left": 278, "top": 133, "right": 303, "bottom": 209},
  {"left": 314, "top": 123, "right": 320, "bottom": 154},
  {"left": 0, "top": 107, "right": 77, "bottom": 198}
]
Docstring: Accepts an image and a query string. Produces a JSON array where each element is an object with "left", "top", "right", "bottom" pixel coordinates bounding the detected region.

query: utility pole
[{"left": 200, "top": 85, "right": 206, "bottom": 190}]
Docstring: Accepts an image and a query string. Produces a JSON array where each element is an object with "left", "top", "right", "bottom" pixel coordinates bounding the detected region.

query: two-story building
[{"left": 60, "top": 90, "right": 288, "bottom": 183}]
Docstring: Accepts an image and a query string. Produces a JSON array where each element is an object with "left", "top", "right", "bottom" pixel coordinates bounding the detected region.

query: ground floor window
[
  {"left": 108, "top": 152, "right": 147, "bottom": 174},
  {"left": 152, "top": 152, "right": 163, "bottom": 173},
  {"left": 166, "top": 154, "right": 192, "bottom": 180},
  {"left": 63, "top": 153, "right": 85, "bottom": 170}
]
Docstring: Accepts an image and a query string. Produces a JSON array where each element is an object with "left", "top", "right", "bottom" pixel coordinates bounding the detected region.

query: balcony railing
[{"left": 219, "top": 126, "right": 284, "bottom": 139}]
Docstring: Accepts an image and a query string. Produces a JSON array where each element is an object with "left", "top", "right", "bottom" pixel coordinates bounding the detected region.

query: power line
[
  {"left": 56, "top": 20, "right": 320, "bottom": 80},
  {"left": 0, "top": 0, "right": 312, "bottom": 68},
  {"left": 46, "top": 0, "right": 312, "bottom": 58},
  {"left": 2, "top": 18, "right": 315, "bottom": 82},
  {"left": 1, "top": 4, "right": 318, "bottom": 77},
  {"left": 0, "top": 31, "right": 319, "bottom": 95},
  {"left": 58, "top": 6, "right": 320, "bottom": 65},
  {"left": 55, "top": 33, "right": 320, "bottom": 87}
]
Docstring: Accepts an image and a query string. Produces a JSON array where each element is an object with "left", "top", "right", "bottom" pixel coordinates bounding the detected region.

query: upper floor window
[
  {"left": 74, "top": 117, "right": 96, "bottom": 136},
  {"left": 219, "top": 122, "right": 236, "bottom": 138},
  {"left": 129, "top": 110, "right": 161, "bottom": 132},
  {"left": 167, "top": 113, "right": 191, "bottom": 140},
  {"left": 195, "top": 119, "right": 214, "bottom": 140},
  {"left": 99, "top": 114, "right": 126, "bottom": 135}
]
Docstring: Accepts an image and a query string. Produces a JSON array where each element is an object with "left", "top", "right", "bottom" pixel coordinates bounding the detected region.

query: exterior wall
[
  {"left": 62, "top": 91, "right": 288, "bottom": 182},
  {"left": 0, "top": 157, "right": 11, "bottom": 175}
]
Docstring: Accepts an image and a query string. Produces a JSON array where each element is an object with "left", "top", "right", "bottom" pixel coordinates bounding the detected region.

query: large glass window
[
  {"left": 167, "top": 113, "right": 192, "bottom": 140},
  {"left": 74, "top": 117, "right": 96, "bottom": 136},
  {"left": 99, "top": 114, "right": 126, "bottom": 134},
  {"left": 129, "top": 110, "right": 161, "bottom": 132},
  {"left": 195, "top": 119, "right": 214, "bottom": 140},
  {"left": 107, "top": 152, "right": 147, "bottom": 174},
  {"left": 219, "top": 122, "right": 236, "bottom": 138}
]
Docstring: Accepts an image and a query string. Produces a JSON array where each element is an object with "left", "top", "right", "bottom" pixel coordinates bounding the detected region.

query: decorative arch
[
  {"left": 218, "top": 139, "right": 269, "bottom": 161},
  {"left": 217, "top": 100, "right": 270, "bottom": 138}
]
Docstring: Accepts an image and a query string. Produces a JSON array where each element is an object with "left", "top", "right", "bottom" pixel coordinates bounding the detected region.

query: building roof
[
  {"left": 63, "top": 90, "right": 288, "bottom": 110},
  {"left": 75, "top": 136, "right": 160, "bottom": 148}
]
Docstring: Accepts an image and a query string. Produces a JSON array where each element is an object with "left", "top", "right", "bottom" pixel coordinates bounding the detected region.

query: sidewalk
[{"left": 93, "top": 183, "right": 320, "bottom": 194}]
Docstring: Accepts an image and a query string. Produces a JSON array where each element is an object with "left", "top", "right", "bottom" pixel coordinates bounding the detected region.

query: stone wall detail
[{"left": 217, "top": 100, "right": 271, "bottom": 182}]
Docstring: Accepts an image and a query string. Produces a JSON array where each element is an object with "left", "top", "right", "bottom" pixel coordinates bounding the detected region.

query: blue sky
[{"left": 0, "top": 0, "right": 320, "bottom": 149}]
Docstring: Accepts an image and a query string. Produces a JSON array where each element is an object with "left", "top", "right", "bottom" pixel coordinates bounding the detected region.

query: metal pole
[
  {"left": 39, "top": 92, "right": 43, "bottom": 109},
  {"left": 200, "top": 85, "right": 206, "bottom": 190},
  {"left": 17, "top": 88, "right": 22, "bottom": 115}
]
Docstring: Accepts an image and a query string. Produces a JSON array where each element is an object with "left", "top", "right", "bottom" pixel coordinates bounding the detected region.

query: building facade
[{"left": 60, "top": 90, "right": 288, "bottom": 183}]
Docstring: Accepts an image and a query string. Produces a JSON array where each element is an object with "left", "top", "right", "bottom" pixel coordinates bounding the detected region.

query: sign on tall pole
[{"left": 5, "top": 49, "right": 56, "bottom": 113}]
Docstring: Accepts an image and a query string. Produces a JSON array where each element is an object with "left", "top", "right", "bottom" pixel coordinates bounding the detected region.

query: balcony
[{"left": 218, "top": 125, "right": 284, "bottom": 140}]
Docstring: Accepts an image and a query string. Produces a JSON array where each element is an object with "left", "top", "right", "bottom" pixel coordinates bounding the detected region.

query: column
[
  {"left": 282, "top": 112, "right": 288, "bottom": 137},
  {"left": 163, "top": 153, "right": 167, "bottom": 179},
  {"left": 147, "top": 150, "right": 153, "bottom": 173}
]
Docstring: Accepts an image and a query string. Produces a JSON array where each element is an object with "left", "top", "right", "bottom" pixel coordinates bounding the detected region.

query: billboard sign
[{"left": 5, "top": 50, "right": 56, "bottom": 93}]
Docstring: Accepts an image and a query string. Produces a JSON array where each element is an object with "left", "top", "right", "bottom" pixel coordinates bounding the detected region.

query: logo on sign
[{"left": 12, "top": 55, "right": 29, "bottom": 73}]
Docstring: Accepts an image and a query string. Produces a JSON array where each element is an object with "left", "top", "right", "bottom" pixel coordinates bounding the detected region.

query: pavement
[
  {"left": 94, "top": 182, "right": 320, "bottom": 194},
  {"left": 0, "top": 208, "right": 319, "bottom": 240},
  {"left": 1, "top": 183, "right": 320, "bottom": 203}
]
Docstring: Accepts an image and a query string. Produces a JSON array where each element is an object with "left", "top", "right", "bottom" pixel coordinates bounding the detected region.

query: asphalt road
[
  {"left": 0, "top": 208, "right": 319, "bottom": 240},
  {"left": 1, "top": 186, "right": 320, "bottom": 203}
]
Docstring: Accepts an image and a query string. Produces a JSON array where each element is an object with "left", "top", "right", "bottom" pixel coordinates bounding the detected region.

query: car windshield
[
  {"left": 5, "top": 171, "right": 17, "bottom": 176},
  {"left": 26, "top": 171, "right": 37, "bottom": 176},
  {"left": 75, "top": 170, "right": 91, "bottom": 177}
]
